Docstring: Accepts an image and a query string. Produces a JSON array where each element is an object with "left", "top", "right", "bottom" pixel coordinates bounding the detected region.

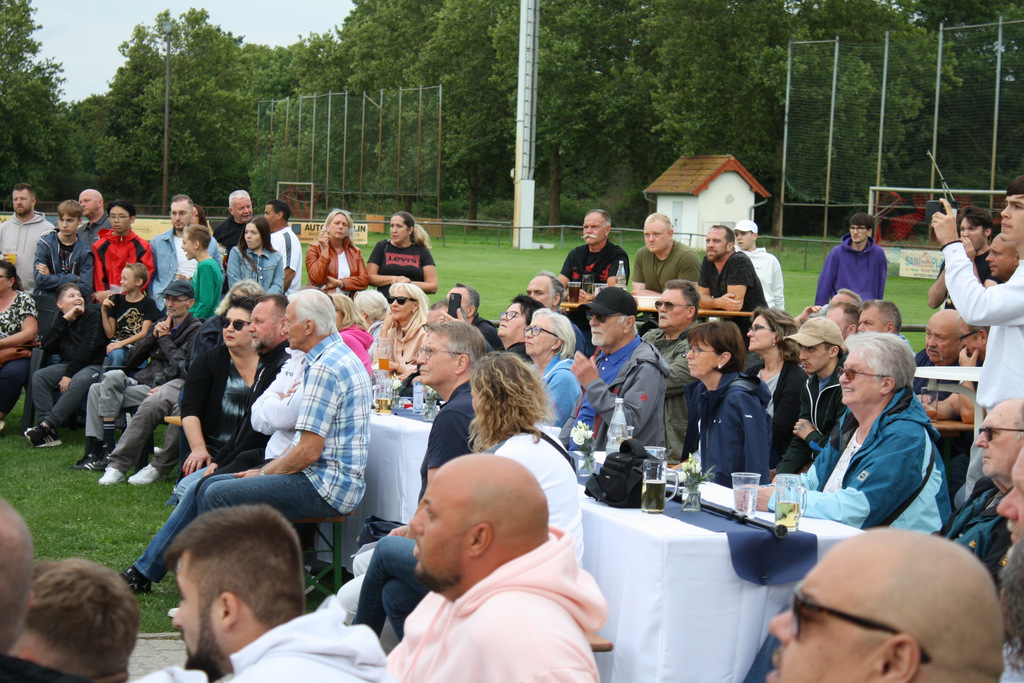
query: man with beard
[
  {"left": 0, "top": 183, "right": 53, "bottom": 293},
  {"left": 136, "top": 505, "right": 391, "bottom": 682},
  {"left": 697, "top": 224, "right": 766, "bottom": 335}
]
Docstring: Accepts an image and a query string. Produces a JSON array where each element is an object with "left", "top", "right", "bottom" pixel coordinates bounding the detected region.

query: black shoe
[
  {"left": 24, "top": 423, "right": 62, "bottom": 448},
  {"left": 69, "top": 453, "right": 97, "bottom": 470},
  {"left": 120, "top": 566, "right": 151, "bottom": 594},
  {"left": 84, "top": 444, "right": 111, "bottom": 471}
]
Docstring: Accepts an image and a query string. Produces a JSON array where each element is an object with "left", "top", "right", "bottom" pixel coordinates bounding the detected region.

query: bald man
[
  {"left": 77, "top": 189, "right": 108, "bottom": 248},
  {"left": 768, "top": 529, "right": 1003, "bottom": 683},
  {"left": 388, "top": 455, "right": 607, "bottom": 683}
]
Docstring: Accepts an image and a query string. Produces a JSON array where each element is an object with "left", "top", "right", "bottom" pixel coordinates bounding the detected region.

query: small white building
[{"left": 644, "top": 154, "right": 770, "bottom": 246}]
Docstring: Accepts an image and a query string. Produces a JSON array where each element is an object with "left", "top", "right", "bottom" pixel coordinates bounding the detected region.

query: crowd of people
[{"left": 2, "top": 176, "right": 1024, "bottom": 682}]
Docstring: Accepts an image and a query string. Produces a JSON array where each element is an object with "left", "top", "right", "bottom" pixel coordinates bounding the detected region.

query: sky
[{"left": 32, "top": 1, "right": 356, "bottom": 103}]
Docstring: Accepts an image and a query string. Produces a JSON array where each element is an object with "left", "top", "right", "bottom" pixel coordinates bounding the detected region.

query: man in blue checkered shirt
[{"left": 121, "top": 289, "right": 373, "bottom": 593}]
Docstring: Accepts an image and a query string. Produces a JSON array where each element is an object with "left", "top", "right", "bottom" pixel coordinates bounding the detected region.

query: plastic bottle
[
  {"left": 412, "top": 381, "right": 424, "bottom": 414},
  {"left": 607, "top": 397, "right": 629, "bottom": 453},
  {"left": 615, "top": 260, "right": 627, "bottom": 288}
]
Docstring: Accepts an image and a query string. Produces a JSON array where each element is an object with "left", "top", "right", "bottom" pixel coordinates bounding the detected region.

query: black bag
[
  {"left": 584, "top": 439, "right": 649, "bottom": 508},
  {"left": 356, "top": 514, "right": 403, "bottom": 548}
]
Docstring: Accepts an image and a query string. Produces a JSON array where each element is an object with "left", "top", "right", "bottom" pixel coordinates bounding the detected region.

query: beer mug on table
[
  {"left": 641, "top": 459, "right": 679, "bottom": 514},
  {"left": 774, "top": 474, "right": 807, "bottom": 530}
]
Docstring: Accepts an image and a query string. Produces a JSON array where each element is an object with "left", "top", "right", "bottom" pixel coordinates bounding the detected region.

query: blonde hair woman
[
  {"left": 379, "top": 282, "right": 429, "bottom": 380},
  {"left": 331, "top": 293, "right": 373, "bottom": 375},
  {"left": 306, "top": 209, "right": 369, "bottom": 294}
]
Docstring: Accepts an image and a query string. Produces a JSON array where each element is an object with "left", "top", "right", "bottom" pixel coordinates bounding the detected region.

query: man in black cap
[
  {"left": 558, "top": 287, "right": 668, "bottom": 449},
  {"left": 82, "top": 280, "right": 202, "bottom": 478}
]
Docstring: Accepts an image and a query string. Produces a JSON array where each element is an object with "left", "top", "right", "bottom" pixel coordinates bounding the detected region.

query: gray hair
[
  {"left": 228, "top": 190, "right": 251, "bottom": 205},
  {"left": 664, "top": 279, "right": 700, "bottom": 309},
  {"left": 862, "top": 300, "right": 903, "bottom": 334},
  {"left": 535, "top": 270, "right": 565, "bottom": 304},
  {"left": 354, "top": 289, "right": 388, "bottom": 324},
  {"left": 844, "top": 331, "right": 916, "bottom": 389},
  {"left": 531, "top": 309, "right": 576, "bottom": 360},
  {"left": 216, "top": 279, "right": 265, "bottom": 316},
  {"left": 289, "top": 289, "right": 338, "bottom": 337},
  {"left": 423, "top": 321, "right": 488, "bottom": 368},
  {"left": 0, "top": 497, "right": 33, "bottom": 653},
  {"left": 585, "top": 209, "right": 611, "bottom": 227},
  {"left": 452, "top": 283, "right": 481, "bottom": 311}
]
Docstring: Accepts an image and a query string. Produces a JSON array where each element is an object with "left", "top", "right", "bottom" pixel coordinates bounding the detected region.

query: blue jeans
[
  {"left": 353, "top": 535, "right": 428, "bottom": 640},
  {"left": 104, "top": 347, "right": 127, "bottom": 368},
  {"left": 135, "top": 471, "right": 342, "bottom": 583}
]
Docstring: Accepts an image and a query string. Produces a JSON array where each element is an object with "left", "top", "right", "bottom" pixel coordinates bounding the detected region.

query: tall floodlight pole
[
  {"left": 512, "top": 0, "right": 539, "bottom": 249},
  {"left": 161, "top": 20, "right": 172, "bottom": 214}
]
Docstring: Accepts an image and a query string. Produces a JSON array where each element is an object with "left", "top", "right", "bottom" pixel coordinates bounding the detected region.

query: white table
[
  {"left": 339, "top": 412, "right": 431, "bottom": 570},
  {"left": 914, "top": 365, "right": 984, "bottom": 439},
  {"left": 581, "top": 483, "right": 860, "bottom": 683}
]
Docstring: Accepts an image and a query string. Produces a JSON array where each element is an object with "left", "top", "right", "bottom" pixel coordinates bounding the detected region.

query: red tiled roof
[{"left": 645, "top": 154, "right": 770, "bottom": 198}]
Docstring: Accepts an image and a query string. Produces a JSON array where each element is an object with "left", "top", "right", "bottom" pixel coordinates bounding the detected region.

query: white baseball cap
[{"left": 735, "top": 219, "right": 758, "bottom": 234}]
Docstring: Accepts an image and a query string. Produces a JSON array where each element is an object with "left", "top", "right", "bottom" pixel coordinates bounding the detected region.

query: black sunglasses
[
  {"left": 221, "top": 318, "right": 250, "bottom": 331},
  {"left": 586, "top": 311, "right": 624, "bottom": 324},
  {"left": 389, "top": 296, "right": 413, "bottom": 305},
  {"left": 792, "top": 585, "right": 931, "bottom": 664}
]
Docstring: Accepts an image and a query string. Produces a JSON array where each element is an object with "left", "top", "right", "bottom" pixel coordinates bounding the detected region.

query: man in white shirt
[
  {"left": 265, "top": 199, "right": 303, "bottom": 294},
  {"left": 734, "top": 219, "right": 785, "bottom": 309}
]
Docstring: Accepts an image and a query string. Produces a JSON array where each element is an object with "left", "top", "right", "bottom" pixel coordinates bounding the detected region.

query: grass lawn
[{"left": 0, "top": 235, "right": 933, "bottom": 632}]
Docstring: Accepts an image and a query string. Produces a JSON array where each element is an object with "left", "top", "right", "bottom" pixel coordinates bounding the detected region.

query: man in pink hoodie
[{"left": 388, "top": 455, "right": 607, "bottom": 683}]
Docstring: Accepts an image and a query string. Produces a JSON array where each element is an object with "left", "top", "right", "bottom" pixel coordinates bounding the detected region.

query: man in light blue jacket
[{"left": 149, "top": 194, "right": 219, "bottom": 310}]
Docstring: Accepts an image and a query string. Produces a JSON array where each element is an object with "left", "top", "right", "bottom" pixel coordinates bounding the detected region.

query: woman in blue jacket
[
  {"left": 225, "top": 216, "right": 284, "bottom": 294},
  {"left": 682, "top": 321, "right": 772, "bottom": 486}
]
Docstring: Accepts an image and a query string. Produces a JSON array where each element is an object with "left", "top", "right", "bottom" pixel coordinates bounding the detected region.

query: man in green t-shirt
[
  {"left": 631, "top": 213, "right": 701, "bottom": 297},
  {"left": 182, "top": 225, "right": 223, "bottom": 318}
]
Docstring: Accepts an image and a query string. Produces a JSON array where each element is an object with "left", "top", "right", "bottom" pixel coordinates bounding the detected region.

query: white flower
[{"left": 570, "top": 421, "right": 592, "bottom": 447}]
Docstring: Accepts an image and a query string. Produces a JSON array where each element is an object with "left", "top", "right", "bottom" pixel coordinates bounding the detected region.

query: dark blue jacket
[
  {"left": 33, "top": 230, "right": 94, "bottom": 299},
  {"left": 683, "top": 371, "right": 772, "bottom": 486}
]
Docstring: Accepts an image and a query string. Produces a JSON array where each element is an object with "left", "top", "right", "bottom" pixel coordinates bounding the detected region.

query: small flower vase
[
  {"left": 580, "top": 451, "right": 597, "bottom": 476},
  {"left": 681, "top": 482, "right": 702, "bottom": 512},
  {"left": 423, "top": 397, "right": 439, "bottom": 422}
]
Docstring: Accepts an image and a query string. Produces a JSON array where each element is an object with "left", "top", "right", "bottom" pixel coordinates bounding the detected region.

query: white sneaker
[
  {"left": 98, "top": 467, "right": 126, "bottom": 485},
  {"left": 128, "top": 464, "right": 165, "bottom": 486}
]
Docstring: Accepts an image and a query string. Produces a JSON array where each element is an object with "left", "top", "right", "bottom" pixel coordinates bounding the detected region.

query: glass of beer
[
  {"left": 377, "top": 337, "right": 391, "bottom": 372},
  {"left": 568, "top": 281, "right": 581, "bottom": 304},
  {"left": 373, "top": 370, "right": 393, "bottom": 414},
  {"left": 774, "top": 474, "right": 807, "bottom": 530},
  {"left": 581, "top": 274, "right": 594, "bottom": 296},
  {"left": 641, "top": 460, "right": 679, "bottom": 514}
]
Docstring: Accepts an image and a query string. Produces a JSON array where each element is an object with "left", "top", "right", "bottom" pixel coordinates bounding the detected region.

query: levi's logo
[{"left": 385, "top": 253, "right": 421, "bottom": 268}]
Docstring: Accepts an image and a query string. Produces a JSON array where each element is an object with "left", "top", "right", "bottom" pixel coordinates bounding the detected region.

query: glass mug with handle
[
  {"left": 774, "top": 474, "right": 808, "bottom": 529},
  {"left": 642, "top": 459, "right": 680, "bottom": 514}
]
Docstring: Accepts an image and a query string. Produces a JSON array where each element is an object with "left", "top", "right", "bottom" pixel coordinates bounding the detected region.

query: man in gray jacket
[
  {"left": 560, "top": 286, "right": 668, "bottom": 450},
  {"left": 0, "top": 183, "right": 53, "bottom": 293}
]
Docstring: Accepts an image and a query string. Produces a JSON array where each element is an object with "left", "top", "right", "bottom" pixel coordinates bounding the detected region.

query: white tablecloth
[
  {"left": 583, "top": 483, "right": 860, "bottom": 683},
  {"left": 350, "top": 415, "right": 861, "bottom": 681},
  {"left": 339, "top": 412, "right": 431, "bottom": 570}
]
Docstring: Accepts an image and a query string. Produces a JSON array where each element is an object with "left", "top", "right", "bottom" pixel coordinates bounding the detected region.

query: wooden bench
[{"left": 587, "top": 633, "right": 614, "bottom": 653}]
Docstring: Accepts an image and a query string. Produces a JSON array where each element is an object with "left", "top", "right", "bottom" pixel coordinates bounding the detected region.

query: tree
[
  {"left": 95, "top": 9, "right": 254, "bottom": 207},
  {"left": 0, "top": 0, "right": 76, "bottom": 198}
]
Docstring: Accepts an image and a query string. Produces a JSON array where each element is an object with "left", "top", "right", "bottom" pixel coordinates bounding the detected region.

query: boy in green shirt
[{"left": 182, "top": 225, "right": 222, "bottom": 318}]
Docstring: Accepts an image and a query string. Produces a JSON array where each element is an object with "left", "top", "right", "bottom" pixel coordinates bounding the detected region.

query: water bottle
[
  {"left": 607, "top": 398, "right": 629, "bottom": 453},
  {"left": 615, "top": 260, "right": 626, "bottom": 288},
  {"left": 412, "top": 381, "right": 424, "bottom": 414}
]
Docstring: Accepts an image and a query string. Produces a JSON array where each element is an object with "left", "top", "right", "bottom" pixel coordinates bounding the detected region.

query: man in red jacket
[{"left": 91, "top": 199, "right": 154, "bottom": 303}]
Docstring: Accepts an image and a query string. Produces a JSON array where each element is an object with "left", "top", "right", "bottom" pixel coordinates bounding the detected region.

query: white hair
[
  {"left": 228, "top": 190, "right": 251, "bottom": 205},
  {"left": 289, "top": 289, "right": 338, "bottom": 337},
  {"left": 531, "top": 308, "right": 576, "bottom": 360}
]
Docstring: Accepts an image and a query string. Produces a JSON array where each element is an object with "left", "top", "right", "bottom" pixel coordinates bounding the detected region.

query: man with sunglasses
[
  {"left": 767, "top": 529, "right": 1003, "bottom": 683},
  {"left": 641, "top": 279, "right": 699, "bottom": 463},
  {"left": 940, "top": 398, "right": 1021, "bottom": 583},
  {"left": 559, "top": 286, "right": 668, "bottom": 450},
  {"left": 75, "top": 280, "right": 203, "bottom": 471},
  {"left": 814, "top": 212, "right": 888, "bottom": 306},
  {"left": 757, "top": 332, "right": 950, "bottom": 531}
]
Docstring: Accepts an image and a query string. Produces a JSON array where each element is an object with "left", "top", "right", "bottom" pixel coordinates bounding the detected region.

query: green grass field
[{"left": 0, "top": 235, "right": 933, "bottom": 632}]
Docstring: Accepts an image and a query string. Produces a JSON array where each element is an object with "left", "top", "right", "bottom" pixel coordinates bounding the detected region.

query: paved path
[{"left": 129, "top": 633, "right": 186, "bottom": 681}]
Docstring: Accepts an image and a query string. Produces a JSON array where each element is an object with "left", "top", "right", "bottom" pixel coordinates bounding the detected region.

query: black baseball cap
[{"left": 580, "top": 286, "right": 637, "bottom": 317}]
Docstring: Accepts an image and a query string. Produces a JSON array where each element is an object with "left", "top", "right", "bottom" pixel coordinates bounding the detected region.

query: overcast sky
[{"left": 33, "top": 1, "right": 356, "bottom": 103}]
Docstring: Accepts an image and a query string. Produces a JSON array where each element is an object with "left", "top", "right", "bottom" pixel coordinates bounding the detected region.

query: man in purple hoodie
[{"left": 815, "top": 212, "right": 888, "bottom": 305}]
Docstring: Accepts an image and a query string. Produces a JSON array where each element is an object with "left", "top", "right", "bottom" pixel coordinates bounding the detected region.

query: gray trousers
[
  {"left": 85, "top": 370, "right": 153, "bottom": 439},
  {"left": 32, "top": 363, "right": 102, "bottom": 429},
  {"left": 107, "top": 379, "right": 183, "bottom": 475}
]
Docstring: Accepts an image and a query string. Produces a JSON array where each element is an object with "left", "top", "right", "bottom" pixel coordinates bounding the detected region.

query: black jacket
[
  {"left": 40, "top": 304, "right": 105, "bottom": 375},
  {"left": 124, "top": 312, "right": 203, "bottom": 386},
  {"left": 747, "top": 360, "right": 806, "bottom": 469}
]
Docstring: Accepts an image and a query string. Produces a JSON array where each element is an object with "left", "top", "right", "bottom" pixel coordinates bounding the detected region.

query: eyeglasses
[
  {"left": 221, "top": 318, "right": 250, "bottom": 331},
  {"left": 849, "top": 226, "right": 871, "bottom": 232},
  {"left": 837, "top": 366, "right": 887, "bottom": 381},
  {"left": 419, "top": 346, "right": 461, "bottom": 360},
  {"left": 585, "top": 311, "right": 624, "bottom": 324},
  {"left": 389, "top": 296, "right": 413, "bottom": 306},
  {"left": 499, "top": 310, "right": 520, "bottom": 321},
  {"left": 109, "top": 214, "right": 132, "bottom": 222},
  {"left": 979, "top": 426, "right": 1024, "bottom": 441},
  {"left": 792, "top": 584, "right": 932, "bottom": 664},
  {"left": 687, "top": 346, "right": 710, "bottom": 357},
  {"left": 749, "top": 323, "right": 771, "bottom": 333},
  {"left": 525, "top": 325, "right": 558, "bottom": 339},
  {"left": 959, "top": 329, "right": 981, "bottom": 342},
  {"left": 655, "top": 300, "right": 690, "bottom": 312}
]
